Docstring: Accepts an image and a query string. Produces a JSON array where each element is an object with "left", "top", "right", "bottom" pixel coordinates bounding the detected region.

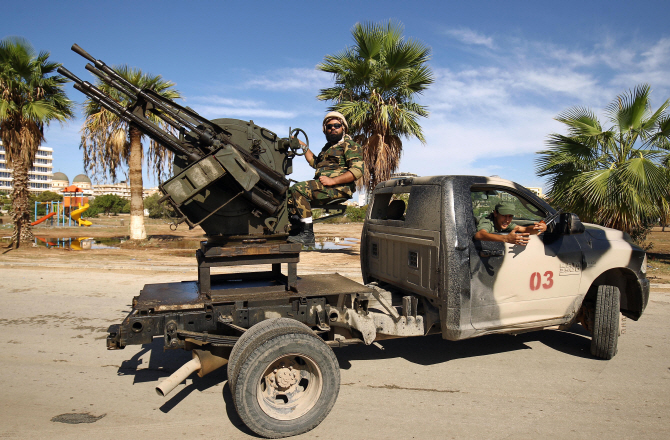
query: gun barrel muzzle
[{"left": 71, "top": 44, "right": 97, "bottom": 63}]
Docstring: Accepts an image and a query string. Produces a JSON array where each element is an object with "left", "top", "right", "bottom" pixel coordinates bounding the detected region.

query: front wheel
[
  {"left": 590, "top": 285, "right": 620, "bottom": 360},
  {"left": 233, "top": 330, "right": 340, "bottom": 438}
]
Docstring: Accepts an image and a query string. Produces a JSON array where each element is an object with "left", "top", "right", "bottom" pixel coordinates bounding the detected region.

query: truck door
[{"left": 469, "top": 188, "right": 583, "bottom": 330}]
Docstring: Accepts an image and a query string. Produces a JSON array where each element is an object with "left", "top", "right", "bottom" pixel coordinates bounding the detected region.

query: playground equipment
[
  {"left": 31, "top": 210, "right": 57, "bottom": 226},
  {"left": 70, "top": 203, "right": 92, "bottom": 227},
  {"left": 31, "top": 201, "right": 62, "bottom": 226},
  {"left": 32, "top": 185, "right": 93, "bottom": 227}
]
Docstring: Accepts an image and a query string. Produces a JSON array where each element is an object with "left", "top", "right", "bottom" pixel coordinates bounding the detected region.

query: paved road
[{"left": 0, "top": 266, "right": 668, "bottom": 439}]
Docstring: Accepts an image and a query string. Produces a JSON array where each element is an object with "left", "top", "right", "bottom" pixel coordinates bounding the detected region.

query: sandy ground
[
  {"left": 0, "top": 221, "right": 365, "bottom": 281},
  {"left": 0, "top": 222, "right": 669, "bottom": 439}
]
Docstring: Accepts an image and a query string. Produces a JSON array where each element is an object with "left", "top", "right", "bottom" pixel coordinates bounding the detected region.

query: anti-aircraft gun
[
  {"left": 61, "top": 45, "right": 370, "bottom": 438},
  {"left": 60, "top": 44, "right": 319, "bottom": 298},
  {"left": 59, "top": 44, "right": 308, "bottom": 238}
]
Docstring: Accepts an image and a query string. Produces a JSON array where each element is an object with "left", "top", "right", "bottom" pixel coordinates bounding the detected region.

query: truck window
[
  {"left": 471, "top": 189, "right": 544, "bottom": 227},
  {"left": 370, "top": 192, "right": 410, "bottom": 221}
]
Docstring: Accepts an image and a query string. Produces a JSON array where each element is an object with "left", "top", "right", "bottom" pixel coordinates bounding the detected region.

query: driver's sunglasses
[{"left": 326, "top": 123, "right": 342, "bottom": 130}]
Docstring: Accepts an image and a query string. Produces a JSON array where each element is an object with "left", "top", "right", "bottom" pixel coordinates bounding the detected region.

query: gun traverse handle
[{"left": 71, "top": 44, "right": 96, "bottom": 63}]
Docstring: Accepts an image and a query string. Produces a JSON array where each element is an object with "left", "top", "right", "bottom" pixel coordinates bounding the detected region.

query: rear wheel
[
  {"left": 227, "top": 318, "right": 314, "bottom": 398},
  {"left": 590, "top": 285, "right": 620, "bottom": 360},
  {"left": 232, "top": 327, "right": 340, "bottom": 438}
]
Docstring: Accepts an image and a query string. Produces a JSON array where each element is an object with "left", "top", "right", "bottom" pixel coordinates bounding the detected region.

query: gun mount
[{"left": 60, "top": 44, "right": 308, "bottom": 240}]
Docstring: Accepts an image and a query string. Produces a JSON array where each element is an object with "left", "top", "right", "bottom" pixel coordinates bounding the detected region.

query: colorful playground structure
[{"left": 31, "top": 185, "right": 92, "bottom": 227}]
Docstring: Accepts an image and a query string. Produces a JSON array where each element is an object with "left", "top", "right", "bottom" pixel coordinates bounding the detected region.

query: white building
[
  {"left": 51, "top": 172, "right": 69, "bottom": 191},
  {"left": 92, "top": 180, "right": 160, "bottom": 199},
  {"left": 0, "top": 142, "right": 54, "bottom": 194},
  {"left": 71, "top": 174, "right": 94, "bottom": 197}
]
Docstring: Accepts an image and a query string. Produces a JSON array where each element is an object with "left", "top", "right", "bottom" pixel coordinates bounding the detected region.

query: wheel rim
[{"left": 256, "top": 353, "right": 323, "bottom": 421}]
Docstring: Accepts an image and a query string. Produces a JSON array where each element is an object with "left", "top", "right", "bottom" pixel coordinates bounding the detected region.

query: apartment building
[
  {"left": 0, "top": 142, "right": 54, "bottom": 193},
  {"left": 92, "top": 181, "right": 160, "bottom": 199},
  {"left": 53, "top": 173, "right": 158, "bottom": 199}
]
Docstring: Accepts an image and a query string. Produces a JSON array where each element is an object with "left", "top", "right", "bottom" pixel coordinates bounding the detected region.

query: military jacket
[
  {"left": 308, "top": 135, "right": 364, "bottom": 192},
  {"left": 476, "top": 215, "right": 517, "bottom": 234}
]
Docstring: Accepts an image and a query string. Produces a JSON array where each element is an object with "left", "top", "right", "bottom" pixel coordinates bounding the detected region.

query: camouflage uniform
[{"left": 288, "top": 134, "right": 364, "bottom": 218}]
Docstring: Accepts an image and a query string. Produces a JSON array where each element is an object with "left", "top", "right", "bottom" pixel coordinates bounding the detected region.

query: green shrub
[
  {"left": 88, "top": 194, "right": 128, "bottom": 217},
  {"left": 345, "top": 205, "right": 367, "bottom": 222},
  {"left": 144, "top": 193, "right": 176, "bottom": 219}
]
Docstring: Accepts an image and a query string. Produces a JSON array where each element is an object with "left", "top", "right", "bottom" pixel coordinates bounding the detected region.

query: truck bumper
[{"left": 107, "top": 324, "right": 124, "bottom": 350}]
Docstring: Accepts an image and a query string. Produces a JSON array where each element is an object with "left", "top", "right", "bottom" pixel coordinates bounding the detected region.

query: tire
[
  {"left": 590, "top": 285, "right": 620, "bottom": 360},
  {"left": 233, "top": 330, "right": 340, "bottom": 438},
  {"left": 227, "top": 318, "right": 314, "bottom": 398}
]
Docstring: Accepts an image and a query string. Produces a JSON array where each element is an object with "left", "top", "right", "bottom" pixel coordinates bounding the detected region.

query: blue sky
[{"left": 4, "top": 0, "right": 670, "bottom": 192}]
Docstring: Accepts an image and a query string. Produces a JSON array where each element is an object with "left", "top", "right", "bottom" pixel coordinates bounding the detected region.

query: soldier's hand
[
  {"left": 533, "top": 221, "right": 547, "bottom": 233},
  {"left": 506, "top": 231, "right": 530, "bottom": 246},
  {"left": 319, "top": 176, "right": 336, "bottom": 186}
]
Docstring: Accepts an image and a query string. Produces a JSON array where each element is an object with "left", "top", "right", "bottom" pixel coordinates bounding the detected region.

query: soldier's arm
[
  {"left": 474, "top": 229, "right": 530, "bottom": 245},
  {"left": 343, "top": 140, "right": 364, "bottom": 180},
  {"left": 514, "top": 222, "right": 546, "bottom": 235},
  {"left": 319, "top": 171, "right": 355, "bottom": 186},
  {"left": 305, "top": 149, "right": 317, "bottom": 168}
]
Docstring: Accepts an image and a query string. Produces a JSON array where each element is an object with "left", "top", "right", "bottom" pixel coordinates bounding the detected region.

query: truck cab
[{"left": 362, "top": 175, "right": 649, "bottom": 356}]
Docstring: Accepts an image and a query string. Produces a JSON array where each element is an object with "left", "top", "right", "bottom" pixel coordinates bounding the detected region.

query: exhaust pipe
[
  {"left": 155, "top": 348, "right": 230, "bottom": 397},
  {"left": 155, "top": 357, "right": 201, "bottom": 397}
]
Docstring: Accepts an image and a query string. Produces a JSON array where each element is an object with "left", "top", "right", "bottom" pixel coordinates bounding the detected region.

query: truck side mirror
[{"left": 557, "top": 213, "right": 585, "bottom": 235}]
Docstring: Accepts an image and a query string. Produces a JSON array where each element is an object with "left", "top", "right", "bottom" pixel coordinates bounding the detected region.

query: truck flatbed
[{"left": 133, "top": 273, "right": 372, "bottom": 311}]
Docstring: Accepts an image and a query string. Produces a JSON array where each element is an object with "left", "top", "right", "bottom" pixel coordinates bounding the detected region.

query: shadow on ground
[
  {"left": 110, "top": 322, "right": 593, "bottom": 434},
  {"left": 334, "top": 322, "right": 593, "bottom": 369}
]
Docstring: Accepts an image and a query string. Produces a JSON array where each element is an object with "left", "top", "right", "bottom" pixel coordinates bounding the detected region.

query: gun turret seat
[{"left": 312, "top": 198, "right": 349, "bottom": 222}]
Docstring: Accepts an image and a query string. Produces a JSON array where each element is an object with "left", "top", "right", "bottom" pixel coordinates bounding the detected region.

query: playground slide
[
  {"left": 31, "top": 211, "right": 57, "bottom": 226},
  {"left": 70, "top": 204, "right": 93, "bottom": 227}
]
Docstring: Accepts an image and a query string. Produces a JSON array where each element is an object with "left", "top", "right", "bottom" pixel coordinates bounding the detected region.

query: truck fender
[{"left": 583, "top": 267, "right": 647, "bottom": 320}]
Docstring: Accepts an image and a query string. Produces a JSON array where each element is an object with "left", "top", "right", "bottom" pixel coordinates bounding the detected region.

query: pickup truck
[{"left": 107, "top": 174, "right": 649, "bottom": 438}]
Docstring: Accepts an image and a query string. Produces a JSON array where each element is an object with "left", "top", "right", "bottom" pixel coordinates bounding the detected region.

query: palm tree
[
  {"left": 0, "top": 37, "right": 74, "bottom": 249},
  {"left": 80, "top": 66, "right": 180, "bottom": 240},
  {"left": 317, "top": 20, "right": 433, "bottom": 191},
  {"left": 536, "top": 84, "right": 670, "bottom": 234}
]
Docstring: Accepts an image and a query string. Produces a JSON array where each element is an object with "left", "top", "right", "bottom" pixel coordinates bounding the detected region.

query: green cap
[{"left": 495, "top": 202, "right": 515, "bottom": 216}]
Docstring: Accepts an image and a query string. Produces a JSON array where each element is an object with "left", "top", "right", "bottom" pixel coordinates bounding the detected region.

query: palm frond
[
  {"left": 539, "top": 84, "right": 670, "bottom": 233},
  {"left": 606, "top": 83, "right": 651, "bottom": 133}
]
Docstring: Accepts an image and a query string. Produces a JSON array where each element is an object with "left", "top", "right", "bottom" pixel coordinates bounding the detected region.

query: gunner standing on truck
[
  {"left": 474, "top": 201, "right": 547, "bottom": 246},
  {"left": 287, "top": 112, "right": 364, "bottom": 245}
]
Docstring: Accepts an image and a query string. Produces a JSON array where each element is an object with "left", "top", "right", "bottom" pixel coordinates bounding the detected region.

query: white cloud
[
  {"left": 190, "top": 96, "right": 267, "bottom": 107},
  {"left": 188, "top": 96, "right": 297, "bottom": 119},
  {"left": 641, "top": 37, "right": 670, "bottom": 69},
  {"left": 611, "top": 38, "right": 670, "bottom": 93},
  {"left": 446, "top": 28, "right": 494, "bottom": 49},
  {"left": 394, "top": 32, "right": 670, "bottom": 190},
  {"left": 517, "top": 69, "right": 599, "bottom": 97},
  {"left": 244, "top": 68, "right": 332, "bottom": 91},
  {"left": 192, "top": 105, "right": 296, "bottom": 120}
]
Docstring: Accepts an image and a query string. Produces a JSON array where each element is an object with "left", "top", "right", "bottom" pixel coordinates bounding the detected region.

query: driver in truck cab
[{"left": 474, "top": 201, "right": 547, "bottom": 246}]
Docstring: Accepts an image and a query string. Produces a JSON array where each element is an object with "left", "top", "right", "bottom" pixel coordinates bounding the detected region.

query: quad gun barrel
[{"left": 60, "top": 44, "right": 306, "bottom": 236}]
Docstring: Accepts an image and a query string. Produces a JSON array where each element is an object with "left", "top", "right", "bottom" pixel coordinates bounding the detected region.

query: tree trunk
[
  {"left": 128, "top": 126, "right": 147, "bottom": 240},
  {"left": 9, "top": 160, "right": 33, "bottom": 249}
]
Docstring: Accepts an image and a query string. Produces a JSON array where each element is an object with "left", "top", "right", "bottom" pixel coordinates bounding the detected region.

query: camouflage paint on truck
[{"left": 361, "top": 175, "right": 649, "bottom": 341}]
